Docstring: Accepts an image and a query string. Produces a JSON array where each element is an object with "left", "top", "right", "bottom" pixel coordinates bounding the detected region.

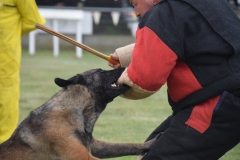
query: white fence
[
  {"left": 29, "top": 7, "right": 138, "bottom": 58},
  {"left": 29, "top": 8, "right": 93, "bottom": 58}
]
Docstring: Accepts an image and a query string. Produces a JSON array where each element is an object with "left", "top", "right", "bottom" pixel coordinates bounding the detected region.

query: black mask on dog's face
[{"left": 54, "top": 68, "right": 130, "bottom": 103}]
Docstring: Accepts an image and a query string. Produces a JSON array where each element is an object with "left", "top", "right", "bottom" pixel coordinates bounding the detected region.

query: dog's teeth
[{"left": 111, "top": 83, "right": 121, "bottom": 87}]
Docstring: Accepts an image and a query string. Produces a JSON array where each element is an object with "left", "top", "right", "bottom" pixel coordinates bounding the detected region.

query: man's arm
[{"left": 16, "top": 0, "right": 45, "bottom": 35}]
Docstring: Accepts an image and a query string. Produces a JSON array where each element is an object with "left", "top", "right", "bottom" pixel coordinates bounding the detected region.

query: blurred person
[
  {"left": 108, "top": 0, "right": 240, "bottom": 159},
  {"left": 0, "top": 0, "right": 45, "bottom": 143}
]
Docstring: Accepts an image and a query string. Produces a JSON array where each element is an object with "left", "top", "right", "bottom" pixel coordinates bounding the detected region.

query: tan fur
[{"left": 0, "top": 69, "right": 158, "bottom": 160}]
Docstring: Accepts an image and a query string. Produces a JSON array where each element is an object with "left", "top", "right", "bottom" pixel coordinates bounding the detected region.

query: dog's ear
[
  {"left": 54, "top": 78, "right": 72, "bottom": 87},
  {"left": 55, "top": 75, "right": 86, "bottom": 88}
]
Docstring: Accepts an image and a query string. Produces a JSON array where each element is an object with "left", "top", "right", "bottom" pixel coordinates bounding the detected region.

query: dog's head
[
  {"left": 54, "top": 68, "right": 130, "bottom": 104},
  {"left": 54, "top": 68, "right": 129, "bottom": 134}
]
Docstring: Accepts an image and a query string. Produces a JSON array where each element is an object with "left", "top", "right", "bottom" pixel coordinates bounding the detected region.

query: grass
[{"left": 20, "top": 50, "right": 240, "bottom": 160}]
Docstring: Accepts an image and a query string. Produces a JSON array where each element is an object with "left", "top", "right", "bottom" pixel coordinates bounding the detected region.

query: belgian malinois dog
[{"left": 0, "top": 68, "right": 158, "bottom": 160}]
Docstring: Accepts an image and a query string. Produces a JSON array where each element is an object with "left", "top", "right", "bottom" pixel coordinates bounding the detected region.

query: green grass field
[{"left": 20, "top": 50, "right": 240, "bottom": 160}]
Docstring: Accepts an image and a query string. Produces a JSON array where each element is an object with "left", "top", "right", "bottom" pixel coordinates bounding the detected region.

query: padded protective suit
[{"left": 0, "top": 0, "right": 45, "bottom": 143}]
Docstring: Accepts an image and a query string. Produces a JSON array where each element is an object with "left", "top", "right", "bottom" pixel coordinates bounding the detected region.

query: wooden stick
[{"left": 35, "top": 23, "right": 119, "bottom": 65}]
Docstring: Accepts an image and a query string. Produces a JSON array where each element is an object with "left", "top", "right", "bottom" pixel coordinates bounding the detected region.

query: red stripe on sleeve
[{"left": 127, "top": 27, "right": 178, "bottom": 91}]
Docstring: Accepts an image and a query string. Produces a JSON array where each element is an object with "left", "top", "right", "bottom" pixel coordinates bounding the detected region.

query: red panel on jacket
[
  {"left": 167, "top": 61, "right": 202, "bottom": 102},
  {"left": 185, "top": 95, "right": 220, "bottom": 133}
]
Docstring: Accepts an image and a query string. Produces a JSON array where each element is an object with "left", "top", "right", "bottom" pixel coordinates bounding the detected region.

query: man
[
  {"left": 0, "top": 0, "right": 45, "bottom": 143},
  {"left": 108, "top": 0, "right": 240, "bottom": 159}
]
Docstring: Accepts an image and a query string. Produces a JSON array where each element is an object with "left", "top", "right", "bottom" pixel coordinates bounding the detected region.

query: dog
[{"left": 0, "top": 68, "right": 158, "bottom": 160}]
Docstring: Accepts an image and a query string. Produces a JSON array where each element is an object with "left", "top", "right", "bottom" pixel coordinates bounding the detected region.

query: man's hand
[{"left": 108, "top": 52, "right": 121, "bottom": 69}]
